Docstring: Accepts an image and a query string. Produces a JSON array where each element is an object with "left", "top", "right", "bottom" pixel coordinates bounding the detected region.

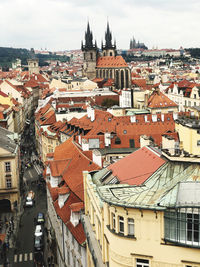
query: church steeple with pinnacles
[
  {"left": 81, "top": 22, "right": 98, "bottom": 80},
  {"left": 82, "top": 22, "right": 97, "bottom": 51},
  {"left": 102, "top": 21, "right": 116, "bottom": 57}
]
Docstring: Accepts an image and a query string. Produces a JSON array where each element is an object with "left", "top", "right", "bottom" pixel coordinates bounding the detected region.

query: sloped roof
[
  {"left": 97, "top": 158, "right": 200, "bottom": 210},
  {"left": 53, "top": 138, "right": 100, "bottom": 200},
  {"left": 148, "top": 90, "right": 178, "bottom": 109},
  {"left": 96, "top": 56, "right": 128, "bottom": 68},
  {"left": 132, "top": 79, "right": 146, "bottom": 87},
  {"left": 107, "top": 146, "right": 166, "bottom": 185},
  {"left": 53, "top": 190, "right": 86, "bottom": 244}
]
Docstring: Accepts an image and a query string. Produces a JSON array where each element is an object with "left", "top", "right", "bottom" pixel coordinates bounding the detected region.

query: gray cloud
[{"left": 0, "top": 0, "right": 200, "bottom": 50}]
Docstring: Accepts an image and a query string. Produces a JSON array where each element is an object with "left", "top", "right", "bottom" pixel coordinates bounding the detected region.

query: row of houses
[{"left": 32, "top": 82, "right": 200, "bottom": 266}]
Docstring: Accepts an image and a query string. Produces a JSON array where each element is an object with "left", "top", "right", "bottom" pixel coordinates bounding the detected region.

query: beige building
[
  {"left": 50, "top": 77, "right": 97, "bottom": 91},
  {"left": 0, "top": 127, "right": 20, "bottom": 211},
  {"left": 0, "top": 80, "right": 32, "bottom": 131},
  {"left": 82, "top": 146, "right": 200, "bottom": 267},
  {"left": 175, "top": 115, "right": 200, "bottom": 155}
]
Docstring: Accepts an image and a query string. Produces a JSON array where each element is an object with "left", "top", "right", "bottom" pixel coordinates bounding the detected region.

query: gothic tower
[
  {"left": 102, "top": 22, "right": 116, "bottom": 57},
  {"left": 81, "top": 22, "right": 97, "bottom": 80}
]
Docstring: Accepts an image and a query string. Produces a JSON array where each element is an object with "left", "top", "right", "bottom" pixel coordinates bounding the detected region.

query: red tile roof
[
  {"left": 96, "top": 56, "right": 128, "bottom": 68},
  {"left": 0, "top": 112, "right": 4, "bottom": 120},
  {"left": 69, "top": 202, "right": 84, "bottom": 212},
  {"left": 53, "top": 138, "right": 100, "bottom": 200},
  {"left": 53, "top": 189, "right": 86, "bottom": 244},
  {"left": 0, "top": 91, "right": 8, "bottom": 97},
  {"left": 108, "top": 146, "right": 166, "bottom": 185},
  {"left": 132, "top": 79, "right": 147, "bottom": 87},
  {"left": 148, "top": 90, "right": 178, "bottom": 109},
  {"left": 66, "top": 221, "right": 86, "bottom": 245},
  {"left": 58, "top": 186, "right": 70, "bottom": 195},
  {"left": 49, "top": 159, "right": 71, "bottom": 176}
]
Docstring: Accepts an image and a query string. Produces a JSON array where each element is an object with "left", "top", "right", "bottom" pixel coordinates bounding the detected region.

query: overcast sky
[{"left": 1, "top": 0, "right": 200, "bottom": 51}]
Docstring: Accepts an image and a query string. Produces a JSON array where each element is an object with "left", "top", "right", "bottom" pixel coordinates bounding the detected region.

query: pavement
[{"left": 0, "top": 159, "right": 44, "bottom": 267}]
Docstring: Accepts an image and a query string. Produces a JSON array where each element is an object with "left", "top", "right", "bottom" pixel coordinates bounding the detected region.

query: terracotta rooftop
[
  {"left": 148, "top": 90, "right": 178, "bottom": 109},
  {"left": 69, "top": 202, "right": 84, "bottom": 212},
  {"left": 96, "top": 56, "right": 128, "bottom": 68},
  {"left": 108, "top": 146, "right": 166, "bottom": 185}
]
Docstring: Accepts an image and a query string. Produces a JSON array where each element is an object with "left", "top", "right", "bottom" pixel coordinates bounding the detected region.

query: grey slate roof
[{"left": 0, "top": 126, "right": 18, "bottom": 154}]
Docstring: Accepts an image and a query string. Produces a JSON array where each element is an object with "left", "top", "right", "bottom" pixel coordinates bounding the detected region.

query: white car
[
  {"left": 34, "top": 225, "right": 43, "bottom": 237},
  {"left": 25, "top": 191, "right": 35, "bottom": 207}
]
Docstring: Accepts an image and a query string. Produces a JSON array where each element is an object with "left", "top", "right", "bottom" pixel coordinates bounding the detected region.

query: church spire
[
  {"left": 103, "top": 21, "right": 116, "bottom": 50},
  {"left": 82, "top": 21, "right": 97, "bottom": 51},
  {"left": 105, "top": 21, "right": 112, "bottom": 48}
]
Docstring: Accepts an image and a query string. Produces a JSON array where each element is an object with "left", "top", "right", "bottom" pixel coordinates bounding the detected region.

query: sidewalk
[{"left": 0, "top": 199, "right": 24, "bottom": 266}]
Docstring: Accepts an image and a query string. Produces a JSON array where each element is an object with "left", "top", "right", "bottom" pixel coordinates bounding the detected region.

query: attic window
[
  {"left": 100, "top": 170, "right": 112, "bottom": 182},
  {"left": 167, "top": 117, "right": 170, "bottom": 121},
  {"left": 108, "top": 118, "right": 112, "bottom": 122}
]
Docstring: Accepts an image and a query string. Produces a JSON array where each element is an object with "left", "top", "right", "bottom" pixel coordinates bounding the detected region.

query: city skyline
[{"left": 1, "top": 0, "right": 200, "bottom": 51}]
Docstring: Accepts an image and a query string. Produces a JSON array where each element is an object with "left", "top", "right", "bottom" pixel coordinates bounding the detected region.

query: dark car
[
  {"left": 34, "top": 236, "right": 44, "bottom": 251},
  {"left": 36, "top": 213, "right": 45, "bottom": 225}
]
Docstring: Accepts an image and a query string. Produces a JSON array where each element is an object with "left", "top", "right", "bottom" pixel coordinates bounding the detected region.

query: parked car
[
  {"left": 25, "top": 191, "right": 35, "bottom": 207},
  {"left": 34, "top": 225, "right": 43, "bottom": 237},
  {"left": 36, "top": 213, "right": 45, "bottom": 225},
  {"left": 34, "top": 236, "right": 44, "bottom": 251}
]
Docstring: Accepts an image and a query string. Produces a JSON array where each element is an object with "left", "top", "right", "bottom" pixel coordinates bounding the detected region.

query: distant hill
[
  {"left": 0, "top": 47, "right": 70, "bottom": 69},
  {"left": 0, "top": 47, "right": 32, "bottom": 68},
  {"left": 186, "top": 48, "right": 200, "bottom": 59}
]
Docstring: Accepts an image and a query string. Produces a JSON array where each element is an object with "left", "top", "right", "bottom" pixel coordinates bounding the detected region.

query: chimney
[
  {"left": 144, "top": 93, "right": 148, "bottom": 107},
  {"left": 90, "top": 108, "right": 95, "bottom": 122}
]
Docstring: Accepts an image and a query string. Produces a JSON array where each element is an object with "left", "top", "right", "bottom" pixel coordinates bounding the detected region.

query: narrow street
[{"left": 2, "top": 118, "right": 48, "bottom": 267}]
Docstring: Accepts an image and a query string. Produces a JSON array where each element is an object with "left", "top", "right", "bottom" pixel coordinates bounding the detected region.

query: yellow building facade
[
  {"left": 0, "top": 127, "right": 20, "bottom": 211},
  {"left": 175, "top": 119, "right": 200, "bottom": 155},
  {"left": 83, "top": 155, "right": 200, "bottom": 267}
]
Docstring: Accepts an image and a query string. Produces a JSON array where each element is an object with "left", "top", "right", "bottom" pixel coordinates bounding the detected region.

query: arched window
[
  {"left": 115, "top": 137, "right": 121, "bottom": 144},
  {"left": 103, "top": 69, "right": 105, "bottom": 78},
  {"left": 110, "top": 52, "right": 113, "bottom": 56},
  {"left": 116, "top": 70, "right": 119, "bottom": 89},
  {"left": 110, "top": 69, "right": 112, "bottom": 79},
  {"left": 100, "top": 69, "right": 102, "bottom": 78},
  {"left": 90, "top": 53, "right": 93, "bottom": 60},
  {"left": 121, "top": 70, "right": 125, "bottom": 89},
  {"left": 125, "top": 69, "right": 129, "bottom": 88}
]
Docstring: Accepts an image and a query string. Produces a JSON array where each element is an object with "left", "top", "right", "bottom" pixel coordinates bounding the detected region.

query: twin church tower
[{"left": 81, "top": 22, "right": 131, "bottom": 89}]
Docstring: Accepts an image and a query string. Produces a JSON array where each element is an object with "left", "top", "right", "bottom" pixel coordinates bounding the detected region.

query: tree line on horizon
[{"left": 0, "top": 47, "right": 70, "bottom": 70}]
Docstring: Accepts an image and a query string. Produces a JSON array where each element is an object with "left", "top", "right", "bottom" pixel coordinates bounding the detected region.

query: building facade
[
  {"left": 82, "top": 146, "right": 200, "bottom": 267},
  {"left": 0, "top": 127, "right": 20, "bottom": 212}
]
